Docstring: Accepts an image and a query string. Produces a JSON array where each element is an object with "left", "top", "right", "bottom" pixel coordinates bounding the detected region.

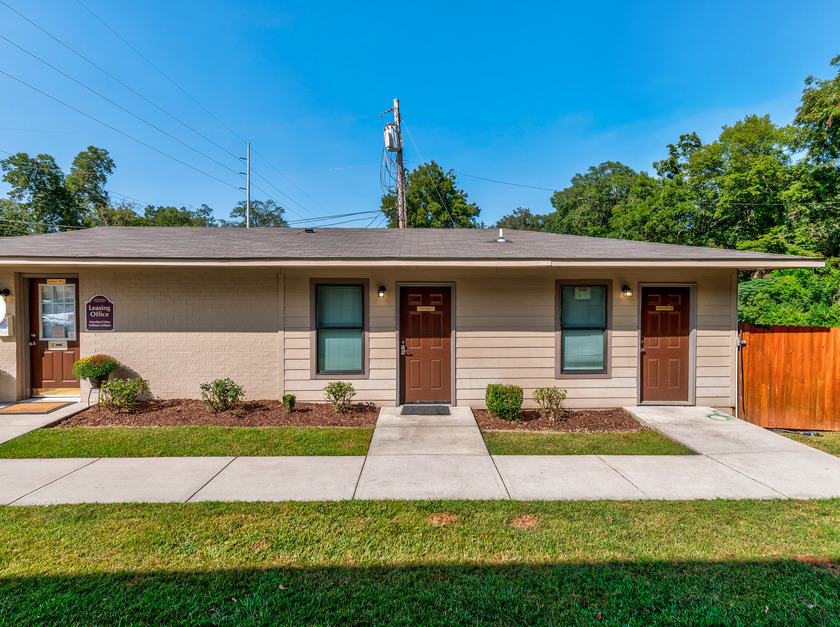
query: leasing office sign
[{"left": 85, "top": 295, "right": 115, "bottom": 332}]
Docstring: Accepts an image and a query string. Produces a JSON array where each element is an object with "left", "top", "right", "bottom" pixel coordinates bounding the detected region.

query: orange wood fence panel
[{"left": 739, "top": 323, "right": 840, "bottom": 431}]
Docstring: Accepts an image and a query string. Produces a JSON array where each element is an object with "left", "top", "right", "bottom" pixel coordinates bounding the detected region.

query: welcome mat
[
  {"left": 401, "top": 405, "right": 451, "bottom": 416},
  {"left": 0, "top": 402, "right": 72, "bottom": 415}
]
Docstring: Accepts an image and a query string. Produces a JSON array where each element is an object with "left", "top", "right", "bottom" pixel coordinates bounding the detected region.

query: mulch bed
[
  {"left": 53, "top": 400, "right": 379, "bottom": 428},
  {"left": 54, "top": 399, "right": 643, "bottom": 433},
  {"left": 473, "top": 408, "right": 646, "bottom": 433}
]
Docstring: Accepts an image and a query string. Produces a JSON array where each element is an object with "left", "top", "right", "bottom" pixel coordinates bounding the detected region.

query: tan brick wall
[{"left": 80, "top": 268, "right": 283, "bottom": 399}]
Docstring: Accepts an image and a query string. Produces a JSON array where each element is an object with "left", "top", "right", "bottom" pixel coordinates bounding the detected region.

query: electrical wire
[
  {"left": 0, "top": 216, "right": 87, "bottom": 230},
  {"left": 399, "top": 118, "right": 456, "bottom": 227},
  {"left": 286, "top": 210, "right": 380, "bottom": 225},
  {"left": 69, "top": 0, "right": 340, "bottom": 218},
  {"left": 0, "top": 147, "right": 157, "bottom": 206},
  {"left": 0, "top": 69, "right": 240, "bottom": 190},
  {"left": 0, "top": 33, "right": 243, "bottom": 177},
  {"left": 0, "top": 0, "right": 248, "bottom": 167}
]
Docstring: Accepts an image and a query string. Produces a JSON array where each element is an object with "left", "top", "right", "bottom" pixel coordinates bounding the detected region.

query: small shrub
[
  {"left": 200, "top": 378, "right": 245, "bottom": 412},
  {"left": 533, "top": 386, "right": 568, "bottom": 422},
  {"left": 72, "top": 354, "right": 119, "bottom": 380},
  {"left": 324, "top": 381, "right": 356, "bottom": 414},
  {"left": 486, "top": 384, "right": 524, "bottom": 421},
  {"left": 282, "top": 394, "right": 296, "bottom": 412},
  {"left": 100, "top": 377, "right": 147, "bottom": 414}
]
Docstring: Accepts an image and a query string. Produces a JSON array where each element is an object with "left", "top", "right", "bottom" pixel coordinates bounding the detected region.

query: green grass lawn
[
  {"left": 1, "top": 500, "right": 839, "bottom": 625},
  {"left": 781, "top": 431, "right": 840, "bottom": 457},
  {"left": 0, "top": 426, "right": 373, "bottom": 458},
  {"left": 483, "top": 429, "right": 695, "bottom": 455}
]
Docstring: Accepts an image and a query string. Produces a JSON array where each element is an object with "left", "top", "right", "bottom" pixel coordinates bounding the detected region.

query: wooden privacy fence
[{"left": 739, "top": 323, "right": 840, "bottom": 431}]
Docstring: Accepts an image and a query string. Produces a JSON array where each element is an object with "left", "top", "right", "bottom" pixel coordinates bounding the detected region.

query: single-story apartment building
[{"left": 0, "top": 227, "right": 824, "bottom": 409}]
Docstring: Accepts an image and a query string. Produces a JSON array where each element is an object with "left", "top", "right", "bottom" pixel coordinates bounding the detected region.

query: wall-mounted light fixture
[
  {"left": 0, "top": 288, "right": 10, "bottom": 319},
  {"left": 621, "top": 285, "right": 633, "bottom": 298},
  {"left": 377, "top": 285, "right": 386, "bottom": 298}
]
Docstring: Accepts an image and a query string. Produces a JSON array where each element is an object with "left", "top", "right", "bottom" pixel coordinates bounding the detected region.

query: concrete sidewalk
[
  {"left": 2, "top": 405, "right": 840, "bottom": 504},
  {"left": 0, "top": 401, "right": 86, "bottom": 445}
]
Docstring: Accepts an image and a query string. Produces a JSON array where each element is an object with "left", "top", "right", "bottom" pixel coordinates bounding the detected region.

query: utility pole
[
  {"left": 239, "top": 141, "right": 251, "bottom": 228},
  {"left": 394, "top": 99, "right": 406, "bottom": 229}
]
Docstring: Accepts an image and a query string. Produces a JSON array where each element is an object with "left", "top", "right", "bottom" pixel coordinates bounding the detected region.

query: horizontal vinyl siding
[{"left": 281, "top": 266, "right": 737, "bottom": 409}]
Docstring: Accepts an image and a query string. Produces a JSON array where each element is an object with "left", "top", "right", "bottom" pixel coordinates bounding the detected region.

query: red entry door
[
  {"left": 29, "top": 278, "right": 80, "bottom": 395},
  {"left": 640, "top": 287, "right": 690, "bottom": 403},
  {"left": 400, "top": 287, "right": 452, "bottom": 403}
]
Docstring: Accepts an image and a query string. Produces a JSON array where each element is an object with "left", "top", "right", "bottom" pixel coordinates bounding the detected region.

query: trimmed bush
[
  {"left": 100, "top": 378, "right": 147, "bottom": 414},
  {"left": 282, "top": 394, "right": 296, "bottom": 412},
  {"left": 533, "top": 386, "right": 568, "bottom": 422},
  {"left": 485, "top": 384, "right": 524, "bottom": 421},
  {"left": 324, "top": 381, "right": 356, "bottom": 414},
  {"left": 200, "top": 378, "right": 245, "bottom": 412}
]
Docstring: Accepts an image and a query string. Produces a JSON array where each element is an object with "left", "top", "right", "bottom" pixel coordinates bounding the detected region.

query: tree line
[{"left": 0, "top": 148, "right": 287, "bottom": 235}]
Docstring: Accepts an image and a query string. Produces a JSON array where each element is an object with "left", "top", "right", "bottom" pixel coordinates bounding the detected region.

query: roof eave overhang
[{"left": 0, "top": 256, "right": 826, "bottom": 269}]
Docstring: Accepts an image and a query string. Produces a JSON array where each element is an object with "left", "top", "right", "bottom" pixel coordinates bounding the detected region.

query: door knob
[
  {"left": 640, "top": 338, "right": 645, "bottom": 354},
  {"left": 30, "top": 333, "right": 36, "bottom": 338},
  {"left": 29, "top": 341, "right": 36, "bottom": 346},
  {"left": 400, "top": 340, "right": 407, "bottom": 356}
]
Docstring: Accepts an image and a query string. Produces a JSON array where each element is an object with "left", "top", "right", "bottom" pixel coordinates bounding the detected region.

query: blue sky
[{"left": 1, "top": 0, "right": 838, "bottom": 227}]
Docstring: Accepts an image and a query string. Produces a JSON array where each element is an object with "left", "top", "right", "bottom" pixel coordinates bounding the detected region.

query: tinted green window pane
[
  {"left": 317, "top": 285, "right": 363, "bottom": 327},
  {"left": 318, "top": 329, "right": 362, "bottom": 372},
  {"left": 561, "top": 329, "right": 605, "bottom": 371},
  {"left": 562, "top": 285, "right": 606, "bottom": 328}
]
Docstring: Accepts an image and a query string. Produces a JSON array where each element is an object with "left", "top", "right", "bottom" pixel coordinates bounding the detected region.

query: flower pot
[{"left": 89, "top": 375, "right": 109, "bottom": 389}]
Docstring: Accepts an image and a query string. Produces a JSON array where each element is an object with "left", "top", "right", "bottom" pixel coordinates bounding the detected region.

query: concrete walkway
[
  {"left": 0, "top": 401, "right": 86, "bottom": 445},
  {"left": 2, "top": 404, "right": 840, "bottom": 504}
]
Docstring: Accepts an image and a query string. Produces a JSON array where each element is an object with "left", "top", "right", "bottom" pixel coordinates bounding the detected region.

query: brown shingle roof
[{"left": 0, "top": 227, "right": 823, "bottom": 267}]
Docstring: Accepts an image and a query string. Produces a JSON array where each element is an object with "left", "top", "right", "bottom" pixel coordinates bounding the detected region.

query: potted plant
[{"left": 72, "top": 354, "right": 120, "bottom": 388}]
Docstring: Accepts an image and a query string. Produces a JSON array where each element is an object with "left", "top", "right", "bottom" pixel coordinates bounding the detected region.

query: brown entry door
[
  {"left": 29, "top": 278, "right": 80, "bottom": 395},
  {"left": 400, "top": 287, "right": 452, "bottom": 403},
  {"left": 640, "top": 287, "right": 690, "bottom": 403}
]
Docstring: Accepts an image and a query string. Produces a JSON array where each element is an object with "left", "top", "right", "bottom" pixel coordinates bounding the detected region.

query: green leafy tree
[
  {"left": 544, "top": 162, "right": 652, "bottom": 238},
  {"left": 738, "top": 264, "right": 840, "bottom": 327},
  {"left": 495, "top": 207, "right": 546, "bottom": 231},
  {"left": 66, "top": 146, "right": 115, "bottom": 226},
  {"left": 0, "top": 198, "right": 32, "bottom": 236},
  {"left": 0, "top": 152, "right": 79, "bottom": 231},
  {"left": 794, "top": 55, "right": 840, "bottom": 164},
  {"left": 222, "top": 199, "right": 288, "bottom": 227},
  {"left": 380, "top": 161, "right": 480, "bottom": 228},
  {"left": 143, "top": 204, "right": 217, "bottom": 227}
]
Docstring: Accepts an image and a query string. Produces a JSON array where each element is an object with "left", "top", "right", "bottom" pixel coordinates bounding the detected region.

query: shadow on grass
[{"left": 2, "top": 560, "right": 838, "bottom": 625}]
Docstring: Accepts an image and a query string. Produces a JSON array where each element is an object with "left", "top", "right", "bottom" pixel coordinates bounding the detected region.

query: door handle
[
  {"left": 29, "top": 341, "right": 36, "bottom": 346},
  {"left": 640, "top": 338, "right": 645, "bottom": 354},
  {"left": 400, "top": 340, "right": 407, "bottom": 356}
]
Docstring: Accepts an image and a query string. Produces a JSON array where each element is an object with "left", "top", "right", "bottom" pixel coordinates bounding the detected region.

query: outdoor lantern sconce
[
  {"left": 621, "top": 285, "right": 633, "bottom": 298},
  {"left": 377, "top": 285, "right": 386, "bottom": 298},
  {"left": 0, "top": 288, "right": 9, "bottom": 319}
]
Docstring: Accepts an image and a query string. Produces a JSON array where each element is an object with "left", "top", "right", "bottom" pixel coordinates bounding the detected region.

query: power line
[
  {"left": 452, "top": 170, "right": 557, "bottom": 191},
  {"left": 285, "top": 210, "right": 380, "bottom": 225},
  {"left": 0, "top": 216, "right": 87, "bottom": 230},
  {"left": 0, "top": 69, "right": 241, "bottom": 190},
  {"left": 0, "top": 0, "right": 246, "bottom": 168},
  {"left": 399, "top": 118, "right": 456, "bottom": 227},
  {"left": 0, "top": 32, "right": 243, "bottom": 177},
  {"left": 70, "top": 0, "right": 329, "bottom": 217}
]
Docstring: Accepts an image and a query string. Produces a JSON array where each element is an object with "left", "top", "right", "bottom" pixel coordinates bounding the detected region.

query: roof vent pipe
[{"left": 496, "top": 228, "right": 506, "bottom": 243}]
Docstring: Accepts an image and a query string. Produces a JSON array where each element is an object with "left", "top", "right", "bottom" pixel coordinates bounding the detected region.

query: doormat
[
  {"left": 401, "top": 405, "right": 451, "bottom": 416},
  {"left": 0, "top": 402, "right": 72, "bottom": 415}
]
